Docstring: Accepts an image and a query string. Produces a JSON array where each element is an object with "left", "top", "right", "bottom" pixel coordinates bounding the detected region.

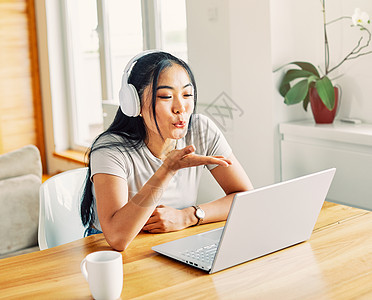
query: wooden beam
[{"left": 26, "top": 0, "right": 47, "bottom": 173}]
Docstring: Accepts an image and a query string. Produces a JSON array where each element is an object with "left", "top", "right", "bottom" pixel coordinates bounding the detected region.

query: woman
[{"left": 81, "top": 51, "right": 253, "bottom": 251}]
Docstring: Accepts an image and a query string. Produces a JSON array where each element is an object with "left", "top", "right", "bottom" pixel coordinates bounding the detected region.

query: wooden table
[{"left": 1, "top": 202, "right": 371, "bottom": 299}]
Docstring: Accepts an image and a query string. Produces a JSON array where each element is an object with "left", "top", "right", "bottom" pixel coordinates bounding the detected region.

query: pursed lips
[
  {"left": 172, "top": 116, "right": 188, "bottom": 126},
  {"left": 173, "top": 120, "right": 186, "bottom": 128}
]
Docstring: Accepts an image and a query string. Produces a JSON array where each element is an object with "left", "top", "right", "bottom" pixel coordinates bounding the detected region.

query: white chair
[{"left": 38, "top": 167, "right": 88, "bottom": 250}]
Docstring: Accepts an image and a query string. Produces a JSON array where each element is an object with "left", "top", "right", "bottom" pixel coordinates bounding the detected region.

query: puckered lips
[{"left": 172, "top": 119, "right": 187, "bottom": 129}]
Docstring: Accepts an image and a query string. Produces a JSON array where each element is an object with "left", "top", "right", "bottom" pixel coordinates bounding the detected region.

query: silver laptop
[{"left": 152, "top": 168, "right": 336, "bottom": 274}]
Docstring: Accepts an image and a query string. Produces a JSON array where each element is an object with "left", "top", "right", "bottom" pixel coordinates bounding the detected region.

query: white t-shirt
[{"left": 90, "top": 114, "right": 232, "bottom": 230}]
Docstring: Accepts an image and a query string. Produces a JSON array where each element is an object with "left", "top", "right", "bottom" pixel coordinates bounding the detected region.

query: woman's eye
[
  {"left": 158, "top": 95, "right": 172, "bottom": 99},
  {"left": 184, "top": 94, "right": 194, "bottom": 98}
]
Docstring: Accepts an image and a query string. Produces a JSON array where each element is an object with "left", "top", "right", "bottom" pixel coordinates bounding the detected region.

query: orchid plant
[{"left": 278, "top": 2, "right": 372, "bottom": 112}]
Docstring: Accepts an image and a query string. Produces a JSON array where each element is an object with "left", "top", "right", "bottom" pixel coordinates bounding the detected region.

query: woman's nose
[{"left": 173, "top": 97, "right": 186, "bottom": 114}]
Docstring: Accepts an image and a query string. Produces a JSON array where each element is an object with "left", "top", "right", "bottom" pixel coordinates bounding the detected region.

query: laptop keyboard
[{"left": 181, "top": 243, "right": 219, "bottom": 265}]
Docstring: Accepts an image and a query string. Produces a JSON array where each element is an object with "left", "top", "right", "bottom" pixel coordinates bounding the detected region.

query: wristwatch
[{"left": 192, "top": 205, "right": 205, "bottom": 226}]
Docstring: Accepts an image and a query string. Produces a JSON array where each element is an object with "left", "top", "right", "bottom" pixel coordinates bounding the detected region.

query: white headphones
[{"left": 118, "top": 50, "right": 159, "bottom": 117}]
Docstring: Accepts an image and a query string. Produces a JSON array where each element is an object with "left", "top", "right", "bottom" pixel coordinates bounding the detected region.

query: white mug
[{"left": 81, "top": 251, "right": 123, "bottom": 300}]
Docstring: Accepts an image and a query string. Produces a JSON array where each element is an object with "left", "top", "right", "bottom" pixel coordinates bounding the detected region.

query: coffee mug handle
[{"left": 80, "top": 258, "right": 88, "bottom": 282}]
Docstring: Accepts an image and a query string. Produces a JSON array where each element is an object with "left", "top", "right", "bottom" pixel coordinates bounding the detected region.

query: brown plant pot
[{"left": 309, "top": 86, "right": 339, "bottom": 124}]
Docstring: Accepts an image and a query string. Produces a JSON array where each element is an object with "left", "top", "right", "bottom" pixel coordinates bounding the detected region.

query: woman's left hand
[{"left": 142, "top": 205, "right": 190, "bottom": 233}]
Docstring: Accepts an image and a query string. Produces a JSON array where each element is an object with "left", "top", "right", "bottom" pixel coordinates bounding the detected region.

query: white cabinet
[{"left": 280, "top": 120, "right": 372, "bottom": 210}]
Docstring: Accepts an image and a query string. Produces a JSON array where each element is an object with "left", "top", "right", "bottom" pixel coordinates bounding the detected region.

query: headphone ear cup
[
  {"left": 119, "top": 83, "right": 141, "bottom": 117},
  {"left": 119, "top": 50, "right": 159, "bottom": 117}
]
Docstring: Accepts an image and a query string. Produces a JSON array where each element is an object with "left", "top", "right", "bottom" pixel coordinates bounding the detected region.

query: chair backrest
[{"left": 38, "top": 167, "right": 88, "bottom": 250}]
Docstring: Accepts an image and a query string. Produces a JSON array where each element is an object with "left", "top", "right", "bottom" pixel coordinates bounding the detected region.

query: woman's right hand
[{"left": 162, "top": 145, "right": 232, "bottom": 173}]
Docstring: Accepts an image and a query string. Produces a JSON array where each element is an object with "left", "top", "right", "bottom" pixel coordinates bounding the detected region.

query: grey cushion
[
  {"left": 0, "top": 145, "right": 42, "bottom": 256},
  {"left": 0, "top": 145, "right": 42, "bottom": 181},
  {"left": 0, "top": 174, "right": 41, "bottom": 255}
]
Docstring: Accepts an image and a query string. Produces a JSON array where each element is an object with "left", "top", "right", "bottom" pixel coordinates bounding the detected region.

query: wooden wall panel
[{"left": 0, "top": 0, "right": 46, "bottom": 171}]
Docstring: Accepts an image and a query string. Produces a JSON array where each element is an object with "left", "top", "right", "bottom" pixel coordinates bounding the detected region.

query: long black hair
[{"left": 80, "top": 51, "right": 198, "bottom": 229}]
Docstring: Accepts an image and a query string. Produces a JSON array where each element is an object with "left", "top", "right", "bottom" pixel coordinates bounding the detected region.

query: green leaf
[
  {"left": 315, "top": 76, "right": 335, "bottom": 110},
  {"left": 303, "top": 93, "right": 310, "bottom": 111},
  {"left": 304, "top": 81, "right": 316, "bottom": 111},
  {"left": 282, "top": 69, "right": 317, "bottom": 84},
  {"left": 284, "top": 79, "right": 309, "bottom": 105},
  {"left": 279, "top": 83, "right": 290, "bottom": 97},
  {"left": 288, "top": 61, "right": 320, "bottom": 77},
  {"left": 279, "top": 69, "right": 316, "bottom": 97}
]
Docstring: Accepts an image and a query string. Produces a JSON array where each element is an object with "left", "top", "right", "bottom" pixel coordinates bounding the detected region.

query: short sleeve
[{"left": 90, "top": 135, "right": 131, "bottom": 181}]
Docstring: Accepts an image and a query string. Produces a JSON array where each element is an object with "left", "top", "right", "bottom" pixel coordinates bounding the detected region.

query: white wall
[
  {"left": 335, "top": 0, "right": 372, "bottom": 122},
  {"left": 228, "top": 0, "right": 275, "bottom": 186},
  {"left": 186, "top": 0, "right": 232, "bottom": 100}
]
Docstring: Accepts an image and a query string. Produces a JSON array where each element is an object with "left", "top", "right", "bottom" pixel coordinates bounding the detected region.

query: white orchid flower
[{"left": 351, "top": 8, "right": 370, "bottom": 26}]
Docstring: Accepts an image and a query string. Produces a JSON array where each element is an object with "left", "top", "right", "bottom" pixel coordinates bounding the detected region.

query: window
[
  {"left": 159, "top": 0, "right": 188, "bottom": 61},
  {"left": 62, "top": 0, "right": 188, "bottom": 149}
]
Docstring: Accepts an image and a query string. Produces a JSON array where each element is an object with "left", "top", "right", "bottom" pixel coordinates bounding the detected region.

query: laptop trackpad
[{"left": 199, "top": 227, "right": 224, "bottom": 243}]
